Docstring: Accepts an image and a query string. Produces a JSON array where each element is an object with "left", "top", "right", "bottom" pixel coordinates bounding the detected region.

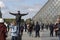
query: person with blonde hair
[{"left": 10, "top": 21, "right": 18, "bottom": 40}]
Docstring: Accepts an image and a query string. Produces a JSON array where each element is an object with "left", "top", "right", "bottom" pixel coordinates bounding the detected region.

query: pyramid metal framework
[{"left": 33, "top": 0, "right": 60, "bottom": 24}]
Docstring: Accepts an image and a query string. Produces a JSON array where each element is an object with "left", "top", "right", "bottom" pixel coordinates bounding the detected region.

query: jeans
[
  {"left": 11, "top": 36, "right": 17, "bottom": 40},
  {"left": 35, "top": 31, "right": 40, "bottom": 37},
  {"left": 50, "top": 30, "right": 53, "bottom": 37}
]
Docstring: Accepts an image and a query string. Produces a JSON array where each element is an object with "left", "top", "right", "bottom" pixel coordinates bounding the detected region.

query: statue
[{"left": 9, "top": 11, "right": 28, "bottom": 40}]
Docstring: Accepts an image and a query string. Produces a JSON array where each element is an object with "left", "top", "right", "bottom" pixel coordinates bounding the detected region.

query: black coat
[
  {"left": 49, "top": 24, "right": 54, "bottom": 31},
  {"left": 35, "top": 24, "right": 40, "bottom": 31}
]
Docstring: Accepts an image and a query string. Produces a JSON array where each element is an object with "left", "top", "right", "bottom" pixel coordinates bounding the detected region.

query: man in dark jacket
[
  {"left": 49, "top": 23, "right": 54, "bottom": 37},
  {"left": 25, "top": 23, "right": 27, "bottom": 32},
  {"left": 35, "top": 22, "right": 40, "bottom": 37}
]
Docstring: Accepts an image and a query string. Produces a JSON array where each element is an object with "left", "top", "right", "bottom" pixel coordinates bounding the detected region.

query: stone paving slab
[{"left": 6, "top": 29, "right": 59, "bottom": 40}]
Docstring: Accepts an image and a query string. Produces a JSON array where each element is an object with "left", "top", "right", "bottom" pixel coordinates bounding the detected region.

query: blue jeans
[{"left": 11, "top": 36, "right": 17, "bottom": 40}]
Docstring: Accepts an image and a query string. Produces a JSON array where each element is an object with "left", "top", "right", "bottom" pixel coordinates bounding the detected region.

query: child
[{"left": 10, "top": 21, "right": 18, "bottom": 40}]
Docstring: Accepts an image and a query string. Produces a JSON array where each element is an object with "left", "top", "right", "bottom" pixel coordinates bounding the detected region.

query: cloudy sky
[{"left": 0, "top": 0, "right": 48, "bottom": 20}]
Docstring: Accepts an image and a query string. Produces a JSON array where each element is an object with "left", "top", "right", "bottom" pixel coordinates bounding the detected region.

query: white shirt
[{"left": 10, "top": 25, "right": 18, "bottom": 36}]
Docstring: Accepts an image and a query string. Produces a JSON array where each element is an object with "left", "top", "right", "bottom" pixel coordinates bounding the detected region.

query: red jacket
[{"left": 0, "top": 23, "right": 7, "bottom": 40}]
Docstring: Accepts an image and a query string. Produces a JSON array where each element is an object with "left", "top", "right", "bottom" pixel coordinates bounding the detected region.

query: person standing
[
  {"left": 24, "top": 23, "right": 27, "bottom": 32},
  {"left": 45, "top": 24, "right": 49, "bottom": 30},
  {"left": 20, "top": 24, "right": 24, "bottom": 36},
  {"left": 10, "top": 21, "right": 18, "bottom": 40},
  {"left": 41, "top": 23, "right": 44, "bottom": 31},
  {"left": 49, "top": 23, "right": 54, "bottom": 37},
  {"left": 35, "top": 22, "right": 40, "bottom": 37},
  {"left": 54, "top": 18, "right": 60, "bottom": 40},
  {"left": 54, "top": 23, "right": 58, "bottom": 37},
  {"left": 0, "top": 18, "right": 7, "bottom": 40},
  {"left": 29, "top": 24, "right": 33, "bottom": 36},
  {"left": 27, "top": 23, "right": 33, "bottom": 36}
]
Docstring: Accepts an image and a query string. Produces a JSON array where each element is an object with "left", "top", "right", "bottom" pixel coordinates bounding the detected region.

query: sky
[{"left": 0, "top": 0, "right": 48, "bottom": 20}]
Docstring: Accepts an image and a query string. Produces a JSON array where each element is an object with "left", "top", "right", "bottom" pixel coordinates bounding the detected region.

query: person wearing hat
[{"left": 0, "top": 18, "right": 7, "bottom": 40}]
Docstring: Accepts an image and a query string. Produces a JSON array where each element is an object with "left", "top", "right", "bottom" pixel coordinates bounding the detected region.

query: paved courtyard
[{"left": 6, "top": 29, "right": 59, "bottom": 40}]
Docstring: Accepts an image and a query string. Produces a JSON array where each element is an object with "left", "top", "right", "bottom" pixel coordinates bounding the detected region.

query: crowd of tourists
[{"left": 1, "top": 17, "right": 60, "bottom": 40}]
